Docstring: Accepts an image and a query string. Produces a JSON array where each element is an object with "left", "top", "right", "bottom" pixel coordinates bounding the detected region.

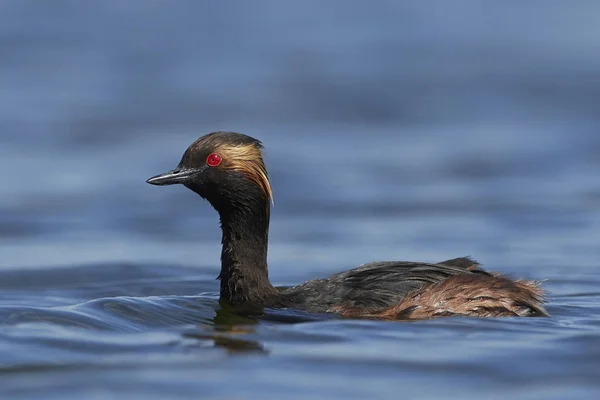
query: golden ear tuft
[{"left": 218, "top": 143, "right": 273, "bottom": 205}]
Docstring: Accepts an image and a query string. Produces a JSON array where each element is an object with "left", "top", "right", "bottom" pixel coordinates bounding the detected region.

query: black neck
[{"left": 216, "top": 194, "right": 278, "bottom": 305}]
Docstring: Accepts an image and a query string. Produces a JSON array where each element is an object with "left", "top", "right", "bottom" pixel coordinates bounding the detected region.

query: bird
[{"left": 146, "top": 131, "right": 547, "bottom": 320}]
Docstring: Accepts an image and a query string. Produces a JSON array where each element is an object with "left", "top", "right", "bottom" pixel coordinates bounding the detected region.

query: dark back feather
[{"left": 283, "top": 258, "right": 488, "bottom": 314}]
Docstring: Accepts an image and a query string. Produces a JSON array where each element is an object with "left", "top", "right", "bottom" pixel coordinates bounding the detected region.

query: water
[{"left": 1, "top": 1, "right": 600, "bottom": 399}]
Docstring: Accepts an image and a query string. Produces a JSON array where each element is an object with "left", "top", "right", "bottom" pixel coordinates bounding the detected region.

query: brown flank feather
[{"left": 333, "top": 274, "right": 547, "bottom": 320}]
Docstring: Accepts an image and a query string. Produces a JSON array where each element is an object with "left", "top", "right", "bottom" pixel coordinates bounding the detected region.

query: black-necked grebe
[{"left": 147, "top": 131, "right": 547, "bottom": 319}]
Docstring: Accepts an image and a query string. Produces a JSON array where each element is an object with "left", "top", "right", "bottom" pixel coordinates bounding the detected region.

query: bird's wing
[{"left": 284, "top": 257, "right": 489, "bottom": 314}]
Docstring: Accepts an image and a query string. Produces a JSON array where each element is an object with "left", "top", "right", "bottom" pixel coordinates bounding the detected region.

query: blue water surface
[{"left": 1, "top": 1, "right": 599, "bottom": 399}]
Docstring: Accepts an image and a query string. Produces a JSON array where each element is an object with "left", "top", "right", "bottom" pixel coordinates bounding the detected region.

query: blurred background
[{"left": 1, "top": 1, "right": 599, "bottom": 399}]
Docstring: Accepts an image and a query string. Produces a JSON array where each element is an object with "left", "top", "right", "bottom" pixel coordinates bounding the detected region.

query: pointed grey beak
[{"left": 146, "top": 167, "right": 204, "bottom": 186}]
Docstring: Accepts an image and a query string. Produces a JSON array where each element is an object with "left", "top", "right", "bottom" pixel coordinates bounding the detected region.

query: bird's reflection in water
[
  {"left": 182, "top": 299, "right": 337, "bottom": 354},
  {"left": 182, "top": 301, "right": 267, "bottom": 354}
]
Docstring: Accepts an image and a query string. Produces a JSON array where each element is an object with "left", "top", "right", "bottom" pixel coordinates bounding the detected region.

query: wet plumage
[{"left": 147, "top": 131, "right": 547, "bottom": 320}]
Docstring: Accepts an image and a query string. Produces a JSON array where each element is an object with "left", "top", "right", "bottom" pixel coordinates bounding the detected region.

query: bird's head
[{"left": 147, "top": 131, "right": 272, "bottom": 214}]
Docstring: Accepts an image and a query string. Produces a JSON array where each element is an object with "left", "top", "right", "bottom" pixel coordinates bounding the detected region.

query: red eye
[{"left": 206, "top": 153, "right": 222, "bottom": 167}]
